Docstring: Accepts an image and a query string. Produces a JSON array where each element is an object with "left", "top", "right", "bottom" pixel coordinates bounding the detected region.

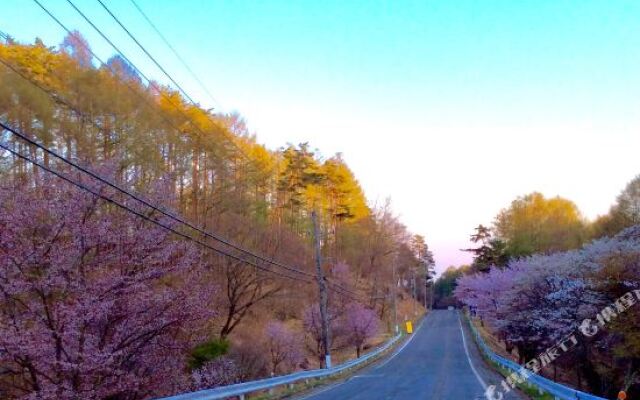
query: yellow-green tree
[
  {"left": 592, "top": 174, "right": 640, "bottom": 239},
  {"left": 495, "top": 192, "right": 587, "bottom": 257}
]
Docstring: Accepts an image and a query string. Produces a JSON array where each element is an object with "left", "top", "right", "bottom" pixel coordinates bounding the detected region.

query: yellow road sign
[{"left": 405, "top": 320, "right": 413, "bottom": 334}]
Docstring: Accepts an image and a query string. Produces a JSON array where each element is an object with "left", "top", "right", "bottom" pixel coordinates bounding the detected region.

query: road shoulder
[{"left": 458, "top": 312, "right": 527, "bottom": 400}]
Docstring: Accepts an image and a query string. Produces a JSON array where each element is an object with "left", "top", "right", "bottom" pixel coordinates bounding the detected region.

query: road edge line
[
  {"left": 458, "top": 312, "right": 488, "bottom": 391},
  {"left": 295, "top": 316, "right": 426, "bottom": 399},
  {"left": 374, "top": 314, "right": 427, "bottom": 370}
]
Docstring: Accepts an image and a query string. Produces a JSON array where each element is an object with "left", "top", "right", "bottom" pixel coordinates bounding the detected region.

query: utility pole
[
  {"left": 429, "top": 282, "right": 436, "bottom": 310},
  {"left": 422, "top": 255, "right": 428, "bottom": 310},
  {"left": 312, "top": 210, "right": 331, "bottom": 368},
  {"left": 423, "top": 248, "right": 435, "bottom": 311},
  {"left": 411, "top": 271, "right": 416, "bottom": 317},
  {"left": 425, "top": 261, "right": 431, "bottom": 311},
  {"left": 423, "top": 272, "right": 428, "bottom": 310},
  {"left": 392, "top": 254, "right": 398, "bottom": 334}
]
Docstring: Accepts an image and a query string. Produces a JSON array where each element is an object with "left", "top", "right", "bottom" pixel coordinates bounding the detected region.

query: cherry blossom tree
[
  {"left": 302, "top": 303, "right": 345, "bottom": 367},
  {"left": 331, "top": 261, "right": 352, "bottom": 286},
  {"left": 60, "top": 30, "right": 92, "bottom": 68},
  {"left": 455, "top": 225, "right": 640, "bottom": 395},
  {"left": 0, "top": 177, "right": 217, "bottom": 399},
  {"left": 342, "top": 303, "right": 380, "bottom": 357},
  {"left": 191, "top": 358, "right": 239, "bottom": 390},
  {"left": 264, "top": 321, "right": 303, "bottom": 375}
]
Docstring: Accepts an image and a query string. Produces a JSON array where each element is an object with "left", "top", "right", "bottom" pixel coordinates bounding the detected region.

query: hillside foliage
[
  {"left": 0, "top": 34, "right": 428, "bottom": 399},
  {"left": 456, "top": 226, "right": 640, "bottom": 397}
]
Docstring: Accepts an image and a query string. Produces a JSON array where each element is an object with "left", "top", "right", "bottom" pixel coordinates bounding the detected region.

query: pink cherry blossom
[
  {"left": 0, "top": 175, "right": 218, "bottom": 399},
  {"left": 264, "top": 321, "right": 303, "bottom": 374},
  {"left": 341, "top": 303, "right": 380, "bottom": 358}
]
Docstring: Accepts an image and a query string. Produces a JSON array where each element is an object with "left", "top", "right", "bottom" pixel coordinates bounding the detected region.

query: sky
[{"left": 3, "top": 0, "right": 640, "bottom": 273}]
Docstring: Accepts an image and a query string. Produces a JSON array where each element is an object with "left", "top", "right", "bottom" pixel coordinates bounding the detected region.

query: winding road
[{"left": 297, "top": 310, "right": 524, "bottom": 400}]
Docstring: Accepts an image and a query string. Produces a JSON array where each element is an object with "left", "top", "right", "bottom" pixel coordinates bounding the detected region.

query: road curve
[{"left": 296, "top": 309, "right": 524, "bottom": 400}]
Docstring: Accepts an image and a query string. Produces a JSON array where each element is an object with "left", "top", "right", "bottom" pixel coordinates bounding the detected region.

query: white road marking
[
  {"left": 458, "top": 313, "right": 488, "bottom": 391},
  {"left": 295, "top": 380, "right": 347, "bottom": 400},
  {"left": 375, "top": 317, "right": 426, "bottom": 370},
  {"left": 350, "top": 374, "right": 384, "bottom": 379},
  {"left": 299, "top": 315, "right": 426, "bottom": 399}
]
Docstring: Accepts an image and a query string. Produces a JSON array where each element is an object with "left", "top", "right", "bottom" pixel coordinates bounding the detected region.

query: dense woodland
[
  {"left": 0, "top": 34, "right": 433, "bottom": 399},
  {"left": 445, "top": 180, "right": 640, "bottom": 397}
]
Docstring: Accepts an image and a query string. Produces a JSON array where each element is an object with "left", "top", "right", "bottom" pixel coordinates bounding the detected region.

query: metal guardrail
[
  {"left": 466, "top": 316, "right": 606, "bottom": 400},
  {"left": 160, "top": 333, "right": 402, "bottom": 400}
]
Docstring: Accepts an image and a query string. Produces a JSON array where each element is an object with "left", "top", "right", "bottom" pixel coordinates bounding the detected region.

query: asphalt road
[{"left": 297, "top": 309, "right": 524, "bottom": 400}]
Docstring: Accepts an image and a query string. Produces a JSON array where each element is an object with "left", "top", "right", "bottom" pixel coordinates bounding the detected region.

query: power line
[
  {"left": 128, "top": 0, "right": 222, "bottom": 109},
  {"left": 94, "top": 0, "right": 197, "bottom": 106},
  {"left": 0, "top": 130, "right": 313, "bottom": 284},
  {"left": 30, "top": 0, "right": 195, "bottom": 143},
  {"left": 61, "top": 0, "right": 154, "bottom": 90},
  {"left": 0, "top": 58, "right": 67, "bottom": 105},
  {"left": 0, "top": 51, "right": 364, "bottom": 301},
  {"left": 89, "top": 0, "right": 252, "bottom": 162},
  {"left": 38, "top": 0, "right": 246, "bottom": 163},
  {"left": 31, "top": 0, "right": 254, "bottom": 229},
  {"left": 0, "top": 119, "right": 314, "bottom": 279},
  {"left": 1, "top": 131, "right": 362, "bottom": 299},
  {"left": 0, "top": 57, "right": 124, "bottom": 143},
  {"left": 1, "top": 120, "right": 362, "bottom": 300},
  {"left": 0, "top": 54, "right": 236, "bottom": 207},
  {"left": 0, "top": 114, "right": 363, "bottom": 299},
  {"left": 12, "top": 3, "right": 368, "bottom": 303},
  {"left": 89, "top": 0, "right": 255, "bottom": 163}
]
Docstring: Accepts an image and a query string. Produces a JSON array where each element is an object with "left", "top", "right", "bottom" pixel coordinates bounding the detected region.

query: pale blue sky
[{"left": 3, "top": 0, "right": 640, "bottom": 271}]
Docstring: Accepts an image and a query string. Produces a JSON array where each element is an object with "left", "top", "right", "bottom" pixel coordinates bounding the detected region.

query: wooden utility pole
[
  {"left": 424, "top": 274, "right": 428, "bottom": 310},
  {"left": 423, "top": 255, "right": 428, "bottom": 310},
  {"left": 411, "top": 271, "right": 416, "bottom": 317},
  {"left": 312, "top": 210, "right": 331, "bottom": 368},
  {"left": 431, "top": 281, "right": 435, "bottom": 310},
  {"left": 392, "top": 255, "right": 398, "bottom": 334}
]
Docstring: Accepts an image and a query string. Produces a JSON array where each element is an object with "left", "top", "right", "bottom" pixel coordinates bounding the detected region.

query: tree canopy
[
  {"left": 592, "top": 175, "right": 640, "bottom": 239},
  {"left": 494, "top": 192, "right": 588, "bottom": 257}
]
